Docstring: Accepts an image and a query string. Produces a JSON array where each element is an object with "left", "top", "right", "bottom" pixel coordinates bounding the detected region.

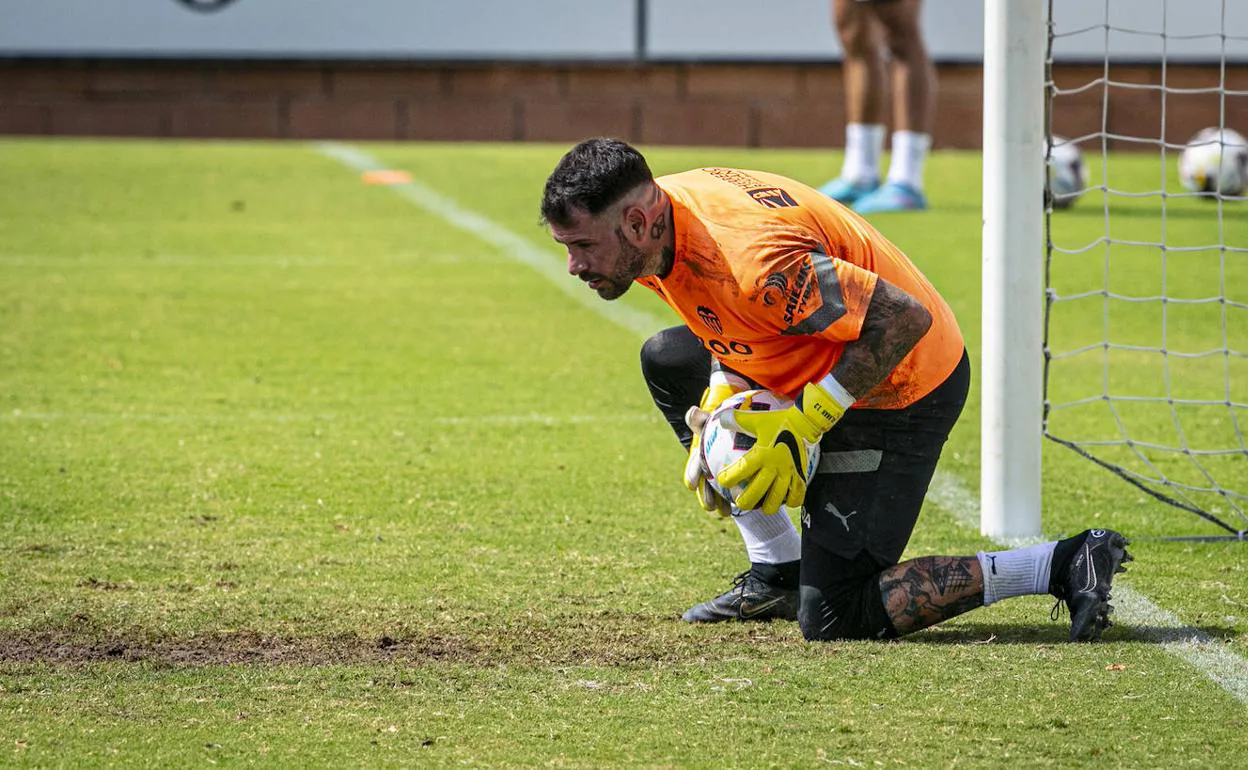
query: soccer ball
[
  {"left": 1046, "top": 135, "right": 1089, "bottom": 209},
  {"left": 1178, "top": 127, "right": 1248, "bottom": 197},
  {"left": 699, "top": 389, "right": 821, "bottom": 511}
]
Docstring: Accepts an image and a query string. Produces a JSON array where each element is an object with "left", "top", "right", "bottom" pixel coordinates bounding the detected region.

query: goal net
[{"left": 1043, "top": 0, "right": 1248, "bottom": 538}]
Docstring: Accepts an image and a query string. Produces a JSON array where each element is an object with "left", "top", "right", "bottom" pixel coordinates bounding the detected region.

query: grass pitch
[{"left": 1, "top": 138, "right": 1246, "bottom": 767}]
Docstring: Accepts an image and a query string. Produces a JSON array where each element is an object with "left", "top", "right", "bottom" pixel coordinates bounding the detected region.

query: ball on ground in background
[
  {"left": 699, "top": 389, "right": 821, "bottom": 512},
  {"left": 1178, "top": 127, "right": 1248, "bottom": 198},
  {"left": 1046, "top": 135, "right": 1089, "bottom": 210}
]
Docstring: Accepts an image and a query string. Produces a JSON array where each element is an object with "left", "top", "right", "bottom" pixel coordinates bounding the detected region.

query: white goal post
[
  {"left": 983, "top": 0, "right": 1248, "bottom": 541},
  {"left": 981, "top": 0, "right": 1046, "bottom": 540}
]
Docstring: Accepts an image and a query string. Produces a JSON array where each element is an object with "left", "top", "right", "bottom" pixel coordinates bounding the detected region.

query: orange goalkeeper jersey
[{"left": 637, "top": 168, "right": 964, "bottom": 409}]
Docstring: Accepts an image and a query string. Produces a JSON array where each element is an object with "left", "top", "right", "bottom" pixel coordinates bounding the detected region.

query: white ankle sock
[
  {"left": 977, "top": 542, "right": 1057, "bottom": 605},
  {"left": 841, "top": 123, "right": 885, "bottom": 183},
  {"left": 885, "top": 130, "right": 931, "bottom": 189},
  {"left": 732, "top": 507, "right": 802, "bottom": 565}
]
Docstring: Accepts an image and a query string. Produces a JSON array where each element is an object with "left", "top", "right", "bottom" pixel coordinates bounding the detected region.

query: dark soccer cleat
[
  {"left": 682, "top": 569, "right": 798, "bottom": 623},
  {"left": 1050, "top": 529, "right": 1133, "bottom": 642}
]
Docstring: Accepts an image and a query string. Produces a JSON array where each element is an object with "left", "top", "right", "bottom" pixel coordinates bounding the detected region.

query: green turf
[{"left": 0, "top": 138, "right": 1245, "bottom": 767}]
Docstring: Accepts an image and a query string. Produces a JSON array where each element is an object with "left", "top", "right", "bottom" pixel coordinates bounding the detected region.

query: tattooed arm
[{"left": 830, "top": 276, "right": 933, "bottom": 398}]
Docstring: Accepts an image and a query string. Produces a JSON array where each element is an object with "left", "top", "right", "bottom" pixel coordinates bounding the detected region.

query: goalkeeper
[{"left": 540, "top": 138, "right": 1131, "bottom": 642}]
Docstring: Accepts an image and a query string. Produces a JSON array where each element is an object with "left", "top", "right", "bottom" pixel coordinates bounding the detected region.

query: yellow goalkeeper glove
[
  {"left": 716, "top": 379, "right": 854, "bottom": 515},
  {"left": 682, "top": 377, "right": 741, "bottom": 517}
]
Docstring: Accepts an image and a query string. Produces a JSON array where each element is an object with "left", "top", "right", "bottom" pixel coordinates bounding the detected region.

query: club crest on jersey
[
  {"left": 747, "top": 187, "right": 798, "bottom": 208},
  {"left": 696, "top": 305, "right": 723, "bottom": 335}
]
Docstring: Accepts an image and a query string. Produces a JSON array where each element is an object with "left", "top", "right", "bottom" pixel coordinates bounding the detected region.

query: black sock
[
  {"left": 751, "top": 560, "right": 801, "bottom": 589},
  {"left": 1048, "top": 529, "right": 1090, "bottom": 594}
]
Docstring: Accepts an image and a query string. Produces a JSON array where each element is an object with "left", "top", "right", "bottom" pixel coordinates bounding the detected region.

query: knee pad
[
  {"left": 639, "top": 326, "right": 707, "bottom": 381},
  {"left": 639, "top": 326, "right": 711, "bottom": 447},
  {"left": 798, "top": 580, "right": 897, "bottom": 642}
]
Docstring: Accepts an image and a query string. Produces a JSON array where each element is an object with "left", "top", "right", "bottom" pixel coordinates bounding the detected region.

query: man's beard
[{"left": 593, "top": 230, "right": 649, "bottom": 301}]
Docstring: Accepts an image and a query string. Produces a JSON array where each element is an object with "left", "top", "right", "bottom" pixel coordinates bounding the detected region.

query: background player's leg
[
  {"left": 876, "top": 0, "right": 935, "bottom": 141},
  {"left": 821, "top": 0, "right": 887, "bottom": 204},
  {"left": 853, "top": 0, "right": 934, "bottom": 213}
]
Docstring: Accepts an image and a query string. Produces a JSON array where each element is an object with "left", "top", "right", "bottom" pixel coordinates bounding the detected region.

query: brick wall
[{"left": 0, "top": 59, "right": 1243, "bottom": 148}]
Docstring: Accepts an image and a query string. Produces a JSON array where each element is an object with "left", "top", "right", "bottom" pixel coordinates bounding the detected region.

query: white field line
[
  {"left": 314, "top": 142, "right": 664, "bottom": 340},
  {"left": 316, "top": 142, "right": 1248, "bottom": 706},
  {"left": 0, "top": 253, "right": 478, "bottom": 267},
  {"left": 0, "top": 254, "right": 338, "bottom": 267}
]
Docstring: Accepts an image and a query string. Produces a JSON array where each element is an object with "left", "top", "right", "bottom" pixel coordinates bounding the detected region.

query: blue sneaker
[
  {"left": 818, "top": 176, "right": 880, "bottom": 205},
  {"left": 852, "top": 181, "right": 928, "bottom": 214}
]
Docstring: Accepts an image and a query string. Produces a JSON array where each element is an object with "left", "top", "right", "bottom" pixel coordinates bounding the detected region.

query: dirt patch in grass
[
  {"left": 0, "top": 629, "right": 483, "bottom": 666},
  {"left": 0, "top": 613, "right": 800, "bottom": 668}
]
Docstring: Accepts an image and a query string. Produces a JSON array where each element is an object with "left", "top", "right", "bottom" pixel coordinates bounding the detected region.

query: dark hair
[{"left": 540, "top": 138, "right": 654, "bottom": 228}]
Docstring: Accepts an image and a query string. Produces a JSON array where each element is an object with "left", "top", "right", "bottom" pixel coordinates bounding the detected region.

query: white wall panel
[
  {"left": 0, "top": 0, "right": 637, "bottom": 59},
  {"left": 645, "top": 0, "right": 986, "bottom": 62},
  {"left": 0, "top": 0, "right": 1243, "bottom": 62}
]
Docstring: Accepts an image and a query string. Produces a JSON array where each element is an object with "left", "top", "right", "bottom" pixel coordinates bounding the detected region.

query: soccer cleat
[
  {"left": 818, "top": 176, "right": 881, "bottom": 205},
  {"left": 851, "top": 180, "right": 929, "bottom": 214},
  {"left": 682, "top": 569, "right": 798, "bottom": 623},
  {"left": 1050, "top": 529, "right": 1133, "bottom": 642}
]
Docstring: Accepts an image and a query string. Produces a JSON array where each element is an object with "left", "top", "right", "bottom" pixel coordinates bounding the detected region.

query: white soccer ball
[
  {"left": 1046, "top": 135, "right": 1089, "bottom": 209},
  {"left": 1178, "top": 127, "right": 1248, "bottom": 197},
  {"left": 699, "top": 389, "right": 821, "bottom": 511}
]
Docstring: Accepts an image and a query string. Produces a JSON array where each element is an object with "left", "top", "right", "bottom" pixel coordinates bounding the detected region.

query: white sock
[
  {"left": 841, "top": 123, "right": 885, "bottom": 183},
  {"left": 977, "top": 542, "right": 1057, "bottom": 605},
  {"left": 732, "top": 507, "right": 802, "bottom": 565},
  {"left": 885, "top": 130, "right": 931, "bottom": 189}
]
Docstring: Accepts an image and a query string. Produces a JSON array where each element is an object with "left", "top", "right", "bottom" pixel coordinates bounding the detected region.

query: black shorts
[
  {"left": 640, "top": 326, "right": 968, "bottom": 639},
  {"left": 803, "top": 350, "right": 970, "bottom": 566}
]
